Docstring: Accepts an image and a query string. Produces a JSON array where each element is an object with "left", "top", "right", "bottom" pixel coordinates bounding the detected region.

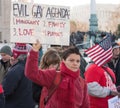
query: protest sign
[
  {"left": 10, "top": 2, "right": 70, "bottom": 45},
  {"left": 108, "top": 96, "right": 120, "bottom": 108}
]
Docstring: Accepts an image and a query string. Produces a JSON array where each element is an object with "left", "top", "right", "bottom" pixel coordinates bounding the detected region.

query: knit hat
[
  {"left": 112, "top": 42, "right": 120, "bottom": 49},
  {"left": 0, "top": 45, "right": 12, "bottom": 56},
  {"left": 12, "top": 43, "right": 28, "bottom": 59}
]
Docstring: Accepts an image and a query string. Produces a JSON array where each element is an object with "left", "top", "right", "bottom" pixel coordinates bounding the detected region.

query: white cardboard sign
[
  {"left": 108, "top": 96, "right": 120, "bottom": 108},
  {"left": 10, "top": 2, "right": 70, "bottom": 45}
]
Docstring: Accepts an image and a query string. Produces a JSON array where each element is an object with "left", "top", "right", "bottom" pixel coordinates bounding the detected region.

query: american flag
[{"left": 85, "top": 35, "right": 113, "bottom": 66}]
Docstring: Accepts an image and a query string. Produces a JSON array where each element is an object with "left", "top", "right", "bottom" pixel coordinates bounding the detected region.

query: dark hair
[
  {"left": 62, "top": 47, "right": 80, "bottom": 60},
  {"left": 101, "top": 32, "right": 106, "bottom": 38},
  {"left": 112, "top": 42, "right": 119, "bottom": 47},
  {"left": 40, "top": 49, "right": 61, "bottom": 69}
]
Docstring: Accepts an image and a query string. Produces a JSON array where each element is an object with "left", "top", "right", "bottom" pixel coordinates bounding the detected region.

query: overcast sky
[{"left": 34, "top": 0, "right": 120, "bottom": 6}]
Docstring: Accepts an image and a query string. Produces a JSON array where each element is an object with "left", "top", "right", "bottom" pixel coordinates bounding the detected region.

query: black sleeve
[
  {"left": 80, "top": 57, "right": 88, "bottom": 78},
  {"left": 0, "top": 93, "right": 5, "bottom": 108},
  {"left": 2, "top": 66, "right": 23, "bottom": 99},
  {"left": 32, "top": 82, "right": 43, "bottom": 103}
]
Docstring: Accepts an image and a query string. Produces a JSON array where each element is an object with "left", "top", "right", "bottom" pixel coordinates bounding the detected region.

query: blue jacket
[{"left": 2, "top": 60, "right": 35, "bottom": 108}]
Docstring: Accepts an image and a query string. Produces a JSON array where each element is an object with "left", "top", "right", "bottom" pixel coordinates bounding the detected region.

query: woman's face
[{"left": 63, "top": 54, "right": 80, "bottom": 72}]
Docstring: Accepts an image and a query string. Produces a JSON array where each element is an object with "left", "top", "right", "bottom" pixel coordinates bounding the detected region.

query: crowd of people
[
  {"left": 70, "top": 31, "right": 117, "bottom": 47},
  {"left": 0, "top": 32, "right": 120, "bottom": 108}
]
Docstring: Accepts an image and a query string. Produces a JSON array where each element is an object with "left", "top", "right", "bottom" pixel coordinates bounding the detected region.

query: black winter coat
[
  {"left": 2, "top": 60, "right": 35, "bottom": 108},
  {"left": 0, "top": 85, "right": 5, "bottom": 108},
  {"left": 108, "top": 58, "right": 120, "bottom": 86},
  {"left": 0, "top": 93, "right": 5, "bottom": 108}
]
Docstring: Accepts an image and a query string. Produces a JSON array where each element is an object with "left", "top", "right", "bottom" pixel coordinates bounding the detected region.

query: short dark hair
[{"left": 62, "top": 47, "right": 80, "bottom": 60}]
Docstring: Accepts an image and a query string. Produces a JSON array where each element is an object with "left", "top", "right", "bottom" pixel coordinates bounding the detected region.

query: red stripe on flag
[{"left": 85, "top": 44, "right": 113, "bottom": 66}]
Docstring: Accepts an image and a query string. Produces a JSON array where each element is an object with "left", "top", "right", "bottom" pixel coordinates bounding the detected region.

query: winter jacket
[
  {"left": 85, "top": 64, "right": 117, "bottom": 108},
  {"left": 0, "top": 84, "right": 5, "bottom": 108},
  {"left": 108, "top": 58, "right": 120, "bottom": 86},
  {"left": 32, "top": 82, "right": 42, "bottom": 104},
  {"left": 2, "top": 60, "right": 35, "bottom": 108},
  {"left": 80, "top": 56, "right": 87, "bottom": 78},
  {"left": 0, "top": 59, "right": 11, "bottom": 83},
  {"left": 25, "top": 50, "right": 90, "bottom": 108}
]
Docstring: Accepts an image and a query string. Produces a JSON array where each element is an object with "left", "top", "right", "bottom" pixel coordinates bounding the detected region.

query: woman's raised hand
[{"left": 32, "top": 39, "right": 42, "bottom": 52}]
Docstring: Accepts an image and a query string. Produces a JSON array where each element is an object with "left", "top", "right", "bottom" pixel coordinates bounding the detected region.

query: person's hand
[
  {"left": 32, "top": 39, "right": 42, "bottom": 52},
  {"left": 110, "top": 91, "right": 120, "bottom": 97},
  {"left": 117, "top": 93, "right": 120, "bottom": 98},
  {"left": 117, "top": 86, "right": 120, "bottom": 92}
]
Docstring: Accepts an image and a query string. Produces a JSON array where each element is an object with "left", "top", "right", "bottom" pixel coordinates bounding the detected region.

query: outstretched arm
[{"left": 25, "top": 40, "right": 56, "bottom": 87}]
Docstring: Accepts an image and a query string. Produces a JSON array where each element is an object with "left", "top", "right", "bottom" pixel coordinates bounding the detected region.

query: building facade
[
  {"left": 0, "top": 0, "right": 11, "bottom": 43},
  {"left": 71, "top": 4, "right": 120, "bottom": 32},
  {"left": 0, "top": 0, "right": 32, "bottom": 43}
]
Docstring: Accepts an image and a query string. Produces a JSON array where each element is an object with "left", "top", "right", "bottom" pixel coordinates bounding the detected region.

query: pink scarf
[{"left": 57, "top": 62, "right": 80, "bottom": 107}]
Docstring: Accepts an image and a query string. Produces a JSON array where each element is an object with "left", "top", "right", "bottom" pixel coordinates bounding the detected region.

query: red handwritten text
[{"left": 18, "top": 28, "right": 34, "bottom": 36}]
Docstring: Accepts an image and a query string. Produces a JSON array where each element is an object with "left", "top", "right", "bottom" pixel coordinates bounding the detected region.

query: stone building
[
  {"left": 0, "top": 0, "right": 32, "bottom": 43},
  {"left": 0, "top": 0, "right": 11, "bottom": 43},
  {"left": 71, "top": 4, "right": 120, "bottom": 32}
]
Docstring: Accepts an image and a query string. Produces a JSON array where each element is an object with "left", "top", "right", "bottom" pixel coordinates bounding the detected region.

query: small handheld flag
[{"left": 85, "top": 35, "right": 113, "bottom": 66}]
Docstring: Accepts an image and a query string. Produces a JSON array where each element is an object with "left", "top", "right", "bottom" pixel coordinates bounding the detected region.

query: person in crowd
[
  {"left": 38, "top": 47, "right": 43, "bottom": 66},
  {"left": 108, "top": 42, "right": 120, "bottom": 87},
  {"left": 70, "top": 32, "right": 76, "bottom": 46},
  {"left": 33, "top": 48, "right": 61, "bottom": 108},
  {"left": 0, "top": 84, "right": 5, "bottom": 108},
  {"left": 51, "top": 45, "right": 88, "bottom": 78},
  {"left": 2, "top": 43, "right": 35, "bottom": 108},
  {"left": 80, "top": 54, "right": 88, "bottom": 78},
  {"left": 85, "top": 62, "right": 120, "bottom": 108},
  {"left": 0, "top": 45, "right": 12, "bottom": 83},
  {"left": 25, "top": 40, "right": 89, "bottom": 108}
]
